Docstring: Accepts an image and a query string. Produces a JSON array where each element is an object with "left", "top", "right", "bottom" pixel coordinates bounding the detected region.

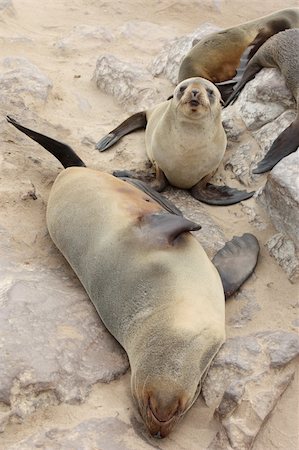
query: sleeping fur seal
[
  {"left": 225, "top": 28, "right": 299, "bottom": 173},
  {"left": 178, "top": 8, "right": 299, "bottom": 101},
  {"left": 96, "top": 77, "right": 254, "bottom": 206},
  {"left": 6, "top": 116, "right": 260, "bottom": 438}
]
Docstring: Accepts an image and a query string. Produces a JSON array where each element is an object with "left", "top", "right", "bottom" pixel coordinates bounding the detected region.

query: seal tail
[
  {"left": 6, "top": 116, "right": 86, "bottom": 168},
  {"left": 252, "top": 116, "right": 299, "bottom": 174},
  {"left": 95, "top": 111, "right": 147, "bottom": 152}
]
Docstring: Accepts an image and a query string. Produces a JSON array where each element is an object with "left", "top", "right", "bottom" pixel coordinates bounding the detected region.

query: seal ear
[{"left": 142, "top": 213, "right": 201, "bottom": 245}]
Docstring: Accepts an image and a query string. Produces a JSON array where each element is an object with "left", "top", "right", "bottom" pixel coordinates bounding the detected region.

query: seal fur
[
  {"left": 178, "top": 8, "right": 299, "bottom": 101},
  {"left": 7, "top": 116, "right": 260, "bottom": 438},
  {"left": 225, "top": 28, "right": 299, "bottom": 173},
  {"left": 97, "top": 77, "right": 254, "bottom": 205}
]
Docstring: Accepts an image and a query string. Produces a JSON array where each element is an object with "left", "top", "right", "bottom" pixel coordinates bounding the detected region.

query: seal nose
[{"left": 191, "top": 89, "right": 199, "bottom": 97}]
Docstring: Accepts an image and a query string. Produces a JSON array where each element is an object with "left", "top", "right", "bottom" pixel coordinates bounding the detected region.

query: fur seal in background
[
  {"left": 224, "top": 28, "right": 299, "bottom": 174},
  {"left": 96, "top": 77, "right": 254, "bottom": 206},
  {"left": 178, "top": 8, "right": 299, "bottom": 101},
  {"left": 7, "top": 116, "right": 260, "bottom": 438}
]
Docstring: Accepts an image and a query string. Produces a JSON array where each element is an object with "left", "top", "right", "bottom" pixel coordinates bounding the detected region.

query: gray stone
[
  {"left": 93, "top": 54, "right": 166, "bottom": 112},
  {"left": 150, "top": 23, "right": 221, "bottom": 84},
  {"left": 0, "top": 57, "right": 52, "bottom": 108},
  {"left": 258, "top": 150, "right": 299, "bottom": 249},
  {"left": 252, "top": 109, "right": 296, "bottom": 162},
  {"left": 224, "top": 139, "right": 257, "bottom": 185},
  {"left": 0, "top": 251, "right": 129, "bottom": 431},
  {"left": 7, "top": 417, "right": 155, "bottom": 450},
  {"left": 55, "top": 25, "right": 113, "bottom": 54},
  {"left": 265, "top": 233, "right": 299, "bottom": 282},
  {"left": 202, "top": 331, "right": 299, "bottom": 450},
  {"left": 234, "top": 69, "right": 295, "bottom": 131},
  {"left": 222, "top": 107, "right": 247, "bottom": 142}
]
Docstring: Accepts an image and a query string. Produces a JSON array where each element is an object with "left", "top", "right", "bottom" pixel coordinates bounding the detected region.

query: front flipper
[
  {"left": 224, "top": 62, "right": 262, "bottom": 107},
  {"left": 212, "top": 233, "right": 260, "bottom": 298},
  {"left": 190, "top": 183, "right": 254, "bottom": 206},
  {"left": 96, "top": 111, "right": 147, "bottom": 152},
  {"left": 252, "top": 119, "right": 299, "bottom": 174},
  {"left": 121, "top": 177, "right": 182, "bottom": 216},
  {"left": 142, "top": 212, "right": 201, "bottom": 246}
]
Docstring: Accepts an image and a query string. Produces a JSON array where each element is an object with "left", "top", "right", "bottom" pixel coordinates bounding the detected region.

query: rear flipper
[
  {"left": 224, "top": 62, "right": 262, "bottom": 107},
  {"left": 190, "top": 183, "right": 255, "bottom": 206},
  {"left": 96, "top": 111, "right": 147, "bottom": 152},
  {"left": 113, "top": 164, "right": 168, "bottom": 193},
  {"left": 212, "top": 233, "right": 260, "bottom": 299},
  {"left": 6, "top": 116, "right": 86, "bottom": 168},
  {"left": 252, "top": 119, "right": 299, "bottom": 174}
]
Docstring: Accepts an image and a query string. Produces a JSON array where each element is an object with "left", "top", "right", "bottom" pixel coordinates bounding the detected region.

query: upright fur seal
[
  {"left": 178, "top": 8, "right": 299, "bottom": 101},
  {"left": 7, "top": 116, "right": 260, "bottom": 438},
  {"left": 225, "top": 28, "right": 299, "bottom": 173},
  {"left": 96, "top": 77, "right": 254, "bottom": 206}
]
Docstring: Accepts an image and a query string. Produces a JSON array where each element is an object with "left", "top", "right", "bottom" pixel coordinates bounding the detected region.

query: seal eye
[
  {"left": 179, "top": 86, "right": 186, "bottom": 93},
  {"left": 206, "top": 88, "right": 214, "bottom": 97}
]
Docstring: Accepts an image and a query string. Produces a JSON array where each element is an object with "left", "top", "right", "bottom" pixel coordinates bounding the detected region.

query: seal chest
[{"left": 146, "top": 77, "right": 227, "bottom": 189}]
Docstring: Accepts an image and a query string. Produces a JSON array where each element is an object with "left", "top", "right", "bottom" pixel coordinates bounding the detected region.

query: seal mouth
[{"left": 190, "top": 99, "right": 199, "bottom": 107}]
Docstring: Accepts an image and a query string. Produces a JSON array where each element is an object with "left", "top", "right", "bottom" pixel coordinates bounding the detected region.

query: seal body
[
  {"left": 225, "top": 28, "right": 299, "bottom": 173},
  {"left": 145, "top": 77, "right": 226, "bottom": 189},
  {"left": 46, "top": 167, "right": 225, "bottom": 437},
  {"left": 178, "top": 8, "right": 299, "bottom": 85}
]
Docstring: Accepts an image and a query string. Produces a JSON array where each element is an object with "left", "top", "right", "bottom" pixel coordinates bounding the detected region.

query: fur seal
[
  {"left": 178, "top": 8, "right": 299, "bottom": 101},
  {"left": 6, "top": 116, "right": 260, "bottom": 438},
  {"left": 225, "top": 28, "right": 299, "bottom": 173},
  {"left": 96, "top": 77, "right": 254, "bottom": 206}
]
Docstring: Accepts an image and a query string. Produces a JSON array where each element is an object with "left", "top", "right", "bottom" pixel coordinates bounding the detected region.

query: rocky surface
[
  {"left": 1, "top": 1, "right": 299, "bottom": 449},
  {"left": 203, "top": 331, "right": 299, "bottom": 450}
]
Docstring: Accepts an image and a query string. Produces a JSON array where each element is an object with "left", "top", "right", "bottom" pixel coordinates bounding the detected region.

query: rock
[
  {"left": 258, "top": 150, "right": 299, "bottom": 249},
  {"left": 0, "top": 57, "right": 52, "bottom": 108},
  {"left": 234, "top": 69, "right": 296, "bottom": 131},
  {"left": 55, "top": 25, "right": 113, "bottom": 54},
  {"left": 7, "top": 417, "right": 155, "bottom": 450},
  {"left": 265, "top": 233, "right": 299, "bottom": 282},
  {"left": 93, "top": 54, "right": 166, "bottom": 111},
  {"left": 252, "top": 109, "right": 296, "bottom": 164},
  {"left": 224, "top": 138, "right": 258, "bottom": 185},
  {"left": 202, "top": 331, "right": 299, "bottom": 450},
  {"left": 227, "top": 290, "right": 260, "bottom": 328},
  {"left": 0, "top": 251, "right": 129, "bottom": 431},
  {"left": 150, "top": 23, "right": 221, "bottom": 84}
]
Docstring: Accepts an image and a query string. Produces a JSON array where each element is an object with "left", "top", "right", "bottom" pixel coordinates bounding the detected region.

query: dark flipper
[
  {"left": 142, "top": 212, "right": 201, "bottom": 246},
  {"left": 252, "top": 119, "right": 299, "bottom": 174},
  {"left": 96, "top": 111, "right": 147, "bottom": 152},
  {"left": 224, "top": 62, "right": 262, "bottom": 107},
  {"left": 212, "top": 233, "right": 260, "bottom": 299},
  {"left": 121, "top": 177, "right": 182, "bottom": 216},
  {"left": 6, "top": 116, "right": 86, "bottom": 168},
  {"left": 215, "top": 45, "right": 253, "bottom": 102},
  {"left": 190, "top": 183, "right": 255, "bottom": 206},
  {"left": 113, "top": 164, "right": 168, "bottom": 193}
]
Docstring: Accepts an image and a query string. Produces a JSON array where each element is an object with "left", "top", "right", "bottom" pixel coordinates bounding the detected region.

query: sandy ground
[{"left": 1, "top": 0, "right": 299, "bottom": 449}]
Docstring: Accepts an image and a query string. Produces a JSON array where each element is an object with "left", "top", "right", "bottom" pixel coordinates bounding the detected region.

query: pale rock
[
  {"left": 222, "top": 107, "right": 247, "bottom": 142},
  {"left": 7, "top": 417, "right": 154, "bottom": 450},
  {"left": 252, "top": 109, "right": 296, "bottom": 164},
  {"left": 150, "top": 23, "right": 221, "bottom": 84},
  {"left": 258, "top": 151, "right": 299, "bottom": 249},
  {"left": 93, "top": 54, "right": 165, "bottom": 111},
  {"left": 225, "top": 139, "right": 257, "bottom": 185},
  {"left": 202, "top": 331, "right": 299, "bottom": 450},
  {"left": 0, "top": 57, "right": 52, "bottom": 108},
  {"left": 234, "top": 69, "right": 295, "bottom": 131},
  {"left": 55, "top": 25, "right": 113, "bottom": 54},
  {"left": 0, "top": 252, "right": 129, "bottom": 431},
  {"left": 265, "top": 233, "right": 299, "bottom": 282}
]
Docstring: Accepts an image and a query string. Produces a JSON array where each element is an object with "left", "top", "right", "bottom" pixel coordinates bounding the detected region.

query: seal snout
[{"left": 143, "top": 391, "right": 186, "bottom": 438}]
